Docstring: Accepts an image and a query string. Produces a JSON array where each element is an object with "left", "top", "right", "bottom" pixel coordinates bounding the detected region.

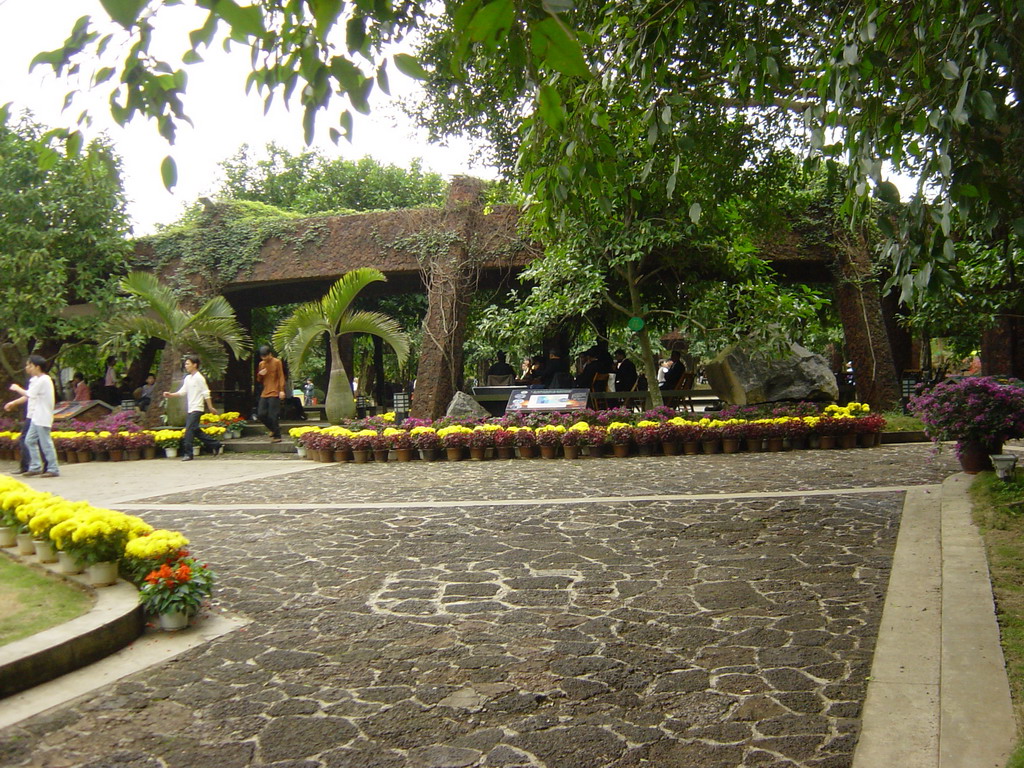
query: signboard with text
[{"left": 505, "top": 389, "right": 589, "bottom": 413}]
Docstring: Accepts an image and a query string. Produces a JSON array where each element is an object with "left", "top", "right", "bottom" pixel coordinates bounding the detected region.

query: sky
[{"left": 0, "top": 0, "right": 493, "bottom": 235}]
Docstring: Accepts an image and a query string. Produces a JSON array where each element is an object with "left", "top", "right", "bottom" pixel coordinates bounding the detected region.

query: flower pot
[
  {"left": 612, "top": 443, "right": 631, "bottom": 458},
  {"left": 788, "top": 437, "right": 807, "bottom": 451},
  {"left": 65, "top": 450, "right": 79, "bottom": 464},
  {"left": 661, "top": 441, "right": 681, "bottom": 456},
  {"left": 859, "top": 432, "right": 878, "bottom": 448},
  {"left": 539, "top": 444, "right": 559, "bottom": 459},
  {"left": 395, "top": 448, "right": 414, "bottom": 462},
  {"left": 93, "top": 450, "right": 109, "bottom": 461},
  {"left": 588, "top": 444, "right": 606, "bottom": 459},
  {"left": 319, "top": 449, "right": 336, "bottom": 462},
  {"left": 126, "top": 449, "right": 142, "bottom": 461},
  {"left": 76, "top": 450, "right": 93, "bottom": 462},
  {"left": 818, "top": 435, "right": 836, "bottom": 449},
  {"left": 143, "top": 446, "right": 157, "bottom": 460},
  {"left": 517, "top": 445, "right": 536, "bottom": 459},
  {"left": 496, "top": 446, "right": 515, "bottom": 460},
  {"left": 33, "top": 539, "right": 57, "bottom": 563},
  {"left": 163, "top": 447, "right": 178, "bottom": 459},
  {"left": 57, "top": 451, "right": 68, "bottom": 464},
  {"left": 682, "top": 440, "right": 700, "bottom": 456},
  {"left": 374, "top": 449, "right": 390, "bottom": 463},
  {"left": 352, "top": 449, "right": 371, "bottom": 464},
  {"left": 766, "top": 437, "right": 785, "bottom": 452},
  {"left": 446, "top": 447, "right": 466, "bottom": 461},
  {"left": 838, "top": 434, "right": 858, "bottom": 450},
  {"left": 87, "top": 560, "right": 119, "bottom": 587},
  {"left": 158, "top": 610, "right": 190, "bottom": 631},
  {"left": 745, "top": 438, "right": 763, "bottom": 453},
  {"left": 0, "top": 525, "right": 16, "bottom": 548},
  {"left": 956, "top": 440, "right": 1001, "bottom": 474},
  {"left": 722, "top": 438, "right": 741, "bottom": 454},
  {"left": 701, "top": 439, "right": 722, "bottom": 455},
  {"left": 0, "top": 448, "right": 9, "bottom": 461},
  {"left": 57, "top": 550, "right": 85, "bottom": 574},
  {"left": 297, "top": 445, "right": 308, "bottom": 458},
  {"left": 335, "top": 449, "right": 352, "bottom": 463},
  {"left": 470, "top": 445, "right": 489, "bottom": 461},
  {"left": 636, "top": 443, "right": 655, "bottom": 457},
  {"left": 562, "top": 445, "right": 580, "bottom": 460},
  {"left": 306, "top": 448, "right": 320, "bottom": 461},
  {"left": 419, "top": 448, "right": 439, "bottom": 462},
  {"left": 108, "top": 449, "right": 124, "bottom": 462},
  {"left": 16, "top": 532, "right": 36, "bottom": 554}
]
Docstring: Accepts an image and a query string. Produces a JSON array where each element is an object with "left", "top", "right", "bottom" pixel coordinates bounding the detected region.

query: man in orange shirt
[{"left": 256, "top": 345, "right": 287, "bottom": 442}]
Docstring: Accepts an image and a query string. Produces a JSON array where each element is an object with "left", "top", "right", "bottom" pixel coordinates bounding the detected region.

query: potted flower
[
  {"left": 512, "top": 427, "right": 537, "bottom": 459},
  {"left": 384, "top": 428, "right": 414, "bottom": 461},
  {"left": 606, "top": 422, "right": 634, "bottom": 458},
  {"left": 560, "top": 423, "right": 586, "bottom": 460},
  {"left": 853, "top": 413, "right": 886, "bottom": 447},
  {"left": 492, "top": 428, "right": 516, "bottom": 460},
  {"left": 139, "top": 557, "right": 214, "bottom": 631},
  {"left": 634, "top": 422, "right": 660, "bottom": 456},
  {"left": 910, "top": 376, "right": 1024, "bottom": 472},
  {"left": 153, "top": 429, "right": 184, "bottom": 458},
  {"left": 438, "top": 425, "right": 473, "bottom": 461},
  {"left": 350, "top": 429, "right": 378, "bottom": 463},
  {"left": 51, "top": 509, "right": 153, "bottom": 586},
  {"left": 122, "top": 528, "right": 191, "bottom": 583},
  {"left": 656, "top": 421, "right": 683, "bottom": 455},
  {"left": 411, "top": 426, "right": 442, "bottom": 461},
  {"left": 535, "top": 424, "right": 565, "bottom": 459},
  {"left": 469, "top": 426, "right": 496, "bottom": 460},
  {"left": 697, "top": 419, "right": 724, "bottom": 454}
]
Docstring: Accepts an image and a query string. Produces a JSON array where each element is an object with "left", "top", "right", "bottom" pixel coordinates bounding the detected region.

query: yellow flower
[{"left": 382, "top": 412, "right": 396, "bottom": 422}]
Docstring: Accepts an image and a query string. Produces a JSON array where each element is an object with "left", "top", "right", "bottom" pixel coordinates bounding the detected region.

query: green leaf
[
  {"left": 160, "top": 155, "right": 177, "bottom": 190},
  {"left": 66, "top": 130, "right": 84, "bottom": 156},
  {"left": 530, "top": 18, "right": 589, "bottom": 78},
  {"left": 308, "top": 0, "right": 342, "bottom": 39},
  {"left": 940, "top": 59, "right": 960, "bottom": 80},
  {"left": 347, "top": 16, "right": 367, "bottom": 53},
  {"left": 213, "top": 0, "right": 264, "bottom": 37},
  {"left": 974, "top": 90, "right": 997, "bottom": 121},
  {"left": 688, "top": 202, "right": 701, "bottom": 224},
  {"left": 537, "top": 84, "right": 564, "bottom": 130},
  {"left": 393, "top": 53, "right": 429, "bottom": 80},
  {"left": 1012, "top": 218, "right": 1024, "bottom": 238},
  {"left": 99, "top": 0, "right": 147, "bottom": 28},
  {"left": 468, "top": 0, "right": 515, "bottom": 46},
  {"left": 874, "top": 180, "right": 900, "bottom": 203}
]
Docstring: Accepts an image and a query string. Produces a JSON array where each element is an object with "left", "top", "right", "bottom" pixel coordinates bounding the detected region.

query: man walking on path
[
  {"left": 256, "top": 345, "right": 286, "bottom": 443},
  {"left": 8, "top": 355, "right": 60, "bottom": 477},
  {"left": 163, "top": 354, "right": 222, "bottom": 461}
]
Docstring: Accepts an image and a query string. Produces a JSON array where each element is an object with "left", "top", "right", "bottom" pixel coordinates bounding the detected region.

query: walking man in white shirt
[
  {"left": 8, "top": 355, "right": 60, "bottom": 478},
  {"left": 163, "top": 354, "right": 222, "bottom": 462}
]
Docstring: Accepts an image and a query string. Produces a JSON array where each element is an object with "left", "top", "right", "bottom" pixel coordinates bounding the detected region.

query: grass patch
[
  {"left": 881, "top": 410, "right": 926, "bottom": 432},
  {"left": 0, "top": 557, "right": 93, "bottom": 647},
  {"left": 971, "top": 469, "right": 1024, "bottom": 766}
]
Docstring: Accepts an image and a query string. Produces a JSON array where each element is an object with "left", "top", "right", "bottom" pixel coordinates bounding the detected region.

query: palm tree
[
  {"left": 273, "top": 268, "right": 410, "bottom": 423},
  {"left": 105, "top": 272, "right": 251, "bottom": 425}
]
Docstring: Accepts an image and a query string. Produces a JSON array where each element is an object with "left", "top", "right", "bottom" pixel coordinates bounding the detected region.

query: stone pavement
[{"left": 0, "top": 445, "right": 991, "bottom": 768}]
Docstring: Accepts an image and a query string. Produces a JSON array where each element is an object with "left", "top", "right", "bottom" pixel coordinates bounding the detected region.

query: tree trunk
[
  {"left": 981, "top": 316, "right": 1024, "bottom": 378},
  {"left": 325, "top": 334, "right": 355, "bottom": 423},
  {"left": 832, "top": 229, "right": 901, "bottom": 411},
  {"left": 145, "top": 346, "right": 184, "bottom": 427}
]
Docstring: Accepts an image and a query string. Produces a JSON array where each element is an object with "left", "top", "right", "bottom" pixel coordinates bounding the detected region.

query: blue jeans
[
  {"left": 26, "top": 423, "right": 59, "bottom": 474},
  {"left": 182, "top": 411, "right": 222, "bottom": 458}
]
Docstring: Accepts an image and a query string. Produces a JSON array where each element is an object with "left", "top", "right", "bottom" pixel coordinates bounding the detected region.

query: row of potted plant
[
  {"left": 0, "top": 427, "right": 228, "bottom": 463},
  {"left": 291, "top": 404, "right": 886, "bottom": 463},
  {"left": 0, "top": 475, "right": 213, "bottom": 630},
  {"left": 199, "top": 411, "right": 246, "bottom": 437}
]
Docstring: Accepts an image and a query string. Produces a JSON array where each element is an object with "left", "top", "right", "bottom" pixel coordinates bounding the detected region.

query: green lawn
[
  {"left": 0, "top": 556, "right": 94, "bottom": 647},
  {"left": 971, "top": 470, "right": 1024, "bottom": 767}
]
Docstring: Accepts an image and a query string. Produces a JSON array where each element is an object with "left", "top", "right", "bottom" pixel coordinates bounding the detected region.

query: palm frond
[
  {"left": 273, "top": 309, "right": 330, "bottom": 371},
  {"left": 185, "top": 316, "right": 252, "bottom": 359},
  {"left": 338, "top": 310, "right": 411, "bottom": 366},
  {"left": 321, "top": 268, "right": 387, "bottom": 329},
  {"left": 121, "top": 272, "right": 185, "bottom": 333}
]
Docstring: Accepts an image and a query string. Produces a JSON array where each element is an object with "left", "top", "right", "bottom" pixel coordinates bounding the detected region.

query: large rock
[
  {"left": 705, "top": 343, "right": 838, "bottom": 405},
  {"left": 445, "top": 390, "right": 491, "bottom": 420}
]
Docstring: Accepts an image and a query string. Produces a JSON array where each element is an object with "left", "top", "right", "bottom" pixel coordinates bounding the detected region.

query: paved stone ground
[{"left": 0, "top": 445, "right": 958, "bottom": 768}]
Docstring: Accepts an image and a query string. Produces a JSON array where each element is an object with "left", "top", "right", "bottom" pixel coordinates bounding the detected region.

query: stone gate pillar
[{"left": 410, "top": 177, "right": 487, "bottom": 420}]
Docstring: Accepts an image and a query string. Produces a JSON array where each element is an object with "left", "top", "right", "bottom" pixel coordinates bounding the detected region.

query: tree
[
  {"left": 218, "top": 145, "right": 448, "bottom": 213},
  {"left": 0, "top": 109, "right": 130, "bottom": 379},
  {"left": 104, "top": 272, "right": 251, "bottom": 425},
  {"left": 273, "top": 268, "right": 410, "bottom": 422}
]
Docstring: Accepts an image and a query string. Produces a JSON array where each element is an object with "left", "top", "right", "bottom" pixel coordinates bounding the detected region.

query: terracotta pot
[
  {"left": 517, "top": 445, "right": 536, "bottom": 459},
  {"left": 722, "top": 438, "right": 741, "bottom": 454},
  {"left": 636, "top": 443, "right": 655, "bottom": 457},
  {"left": 446, "top": 446, "right": 466, "bottom": 461},
  {"left": 766, "top": 437, "right": 785, "bottom": 452},
  {"left": 496, "top": 446, "right": 515, "bottom": 460},
  {"left": 745, "top": 438, "right": 763, "bottom": 453},
  {"left": 788, "top": 437, "right": 807, "bottom": 451},
  {"left": 143, "top": 446, "right": 158, "bottom": 460},
  {"left": 419, "top": 448, "right": 439, "bottom": 462},
  {"left": 0, "top": 448, "right": 10, "bottom": 461},
  {"left": 956, "top": 440, "right": 1001, "bottom": 474},
  {"left": 93, "top": 450, "right": 109, "bottom": 462},
  {"left": 352, "top": 449, "right": 371, "bottom": 464},
  {"left": 306, "top": 448, "right": 320, "bottom": 461},
  {"left": 701, "top": 439, "right": 721, "bottom": 455},
  {"left": 319, "top": 449, "right": 336, "bottom": 462},
  {"left": 334, "top": 449, "right": 352, "bottom": 463},
  {"left": 562, "top": 445, "right": 580, "bottom": 460},
  {"left": 395, "top": 448, "right": 415, "bottom": 462},
  {"left": 539, "top": 444, "right": 559, "bottom": 459},
  {"left": 682, "top": 440, "right": 700, "bottom": 456},
  {"left": 661, "top": 441, "right": 681, "bottom": 456},
  {"left": 859, "top": 432, "right": 878, "bottom": 448},
  {"left": 469, "top": 446, "right": 489, "bottom": 461},
  {"left": 108, "top": 449, "right": 124, "bottom": 462},
  {"left": 838, "top": 434, "right": 858, "bottom": 450},
  {"left": 373, "top": 449, "right": 389, "bottom": 463},
  {"left": 126, "top": 449, "right": 142, "bottom": 461},
  {"left": 818, "top": 435, "right": 836, "bottom": 449},
  {"left": 612, "top": 443, "right": 631, "bottom": 458},
  {"left": 64, "top": 450, "right": 78, "bottom": 464},
  {"left": 57, "top": 451, "right": 68, "bottom": 464}
]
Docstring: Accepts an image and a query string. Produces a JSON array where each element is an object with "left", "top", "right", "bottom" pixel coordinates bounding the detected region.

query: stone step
[{"left": 222, "top": 436, "right": 299, "bottom": 454}]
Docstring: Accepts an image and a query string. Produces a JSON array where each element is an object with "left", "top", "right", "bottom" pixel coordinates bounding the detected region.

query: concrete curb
[
  {"left": 0, "top": 549, "right": 143, "bottom": 698},
  {"left": 853, "top": 474, "right": 1018, "bottom": 768}
]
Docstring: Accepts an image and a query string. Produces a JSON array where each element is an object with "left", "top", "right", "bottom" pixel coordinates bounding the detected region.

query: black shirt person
[{"left": 613, "top": 349, "right": 638, "bottom": 392}]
